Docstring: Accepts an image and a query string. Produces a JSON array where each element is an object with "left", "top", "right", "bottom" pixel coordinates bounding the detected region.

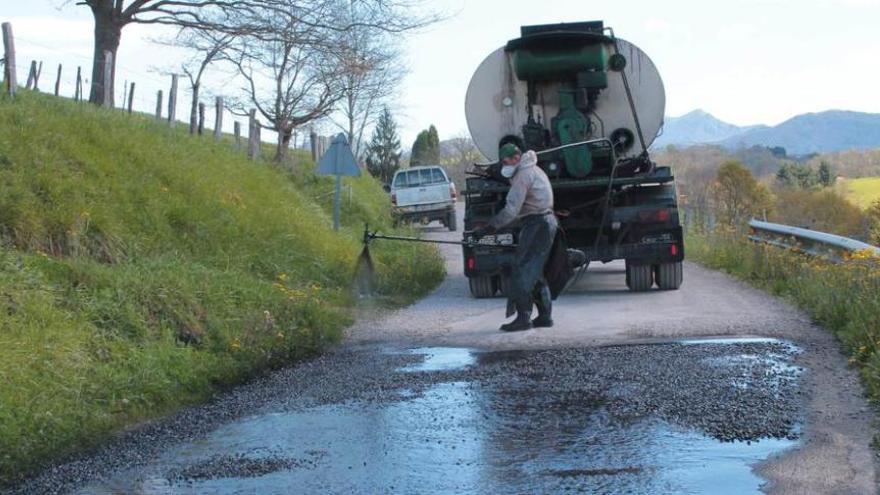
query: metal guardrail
[{"left": 748, "top": 219, "right": 880, "bottom": 261}]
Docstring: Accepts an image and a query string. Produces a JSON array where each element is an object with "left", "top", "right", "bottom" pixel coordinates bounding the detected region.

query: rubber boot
[
  {"left": 532, "top": 285, "right": 553, "bottom": 328},
  {"left": 500, "top": 301, "right": 532, "bottom": 332}
]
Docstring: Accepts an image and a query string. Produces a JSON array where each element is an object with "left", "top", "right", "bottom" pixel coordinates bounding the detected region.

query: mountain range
[{"left": 651, "top": 109, "right": 880, "bottom": 155}]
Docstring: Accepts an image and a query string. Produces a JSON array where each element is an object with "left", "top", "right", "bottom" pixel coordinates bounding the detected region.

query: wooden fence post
[
  {"left": 34, "top": 61, "right": 42, "bottom": 91},
  {"left": 2, "top": 23, "right": 16, "bottom": 98},
  {"left": 214, "top": 96, "right": 223, "bottom": 141},
  {"left": 319, "top": 136, "right": 329, "bottom": 160},
  {"left": 25, "top": 60, "right": 36, "bottom": 90},
  {"left": 54, "top": 64, "right": 62, "bottom": 96},
  {"left": 127, "top": 82, "right": 135, "bottom": 114},
  {"left": 74, "top": 66, "right": 82, "bottom": 101},
  {"left": 167, "top": 74, "right": 178, "bottom": 126},
  {"left": 247, "top": 109, "right": 259, "bottom": 159},
  {"left": 101, "top": 51, "right": 113, "bottom": 107},
  {"left": 309, "top": 130, "right": 318, "bottom": 162},
  {"left": 155, "top": 90, "right": 163, "bottom": 120},
  {"left": 197, "top": 102, "right": 205, "bottom": 135},
  {"left": 234, "top": 121, "right": 241, "bottom": 148}
]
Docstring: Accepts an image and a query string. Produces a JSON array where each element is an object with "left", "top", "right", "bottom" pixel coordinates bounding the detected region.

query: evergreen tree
[
  {"left": 364, "top": 107, "right": 402, "bottom": 185},
  {"left": 410, "top": 131, "right": 429, "bottom": 166},
  {"left": 818, "top": 161, "right": 834, "bottom": 187},
  {"left": 410, "top": 124, "right": 441, "bottom": 166},
  {"left": 426, "top": 125, "right": 441, "bottom": 163},
  {"left": 776, "top": 164, "right": 794, "bottom": 187}
]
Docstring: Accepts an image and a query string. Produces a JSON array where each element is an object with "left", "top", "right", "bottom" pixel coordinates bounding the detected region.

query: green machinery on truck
[{"left": 462, "top": 21, "right": 683, "bottom": 297}]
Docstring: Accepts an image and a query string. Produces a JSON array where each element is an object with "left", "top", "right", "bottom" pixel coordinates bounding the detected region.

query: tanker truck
[{"left": 462, "top": 21, "right": 683, "bottom": 297}]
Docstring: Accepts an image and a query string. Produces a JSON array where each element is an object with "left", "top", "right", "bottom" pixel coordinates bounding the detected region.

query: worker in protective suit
[{"left": 475, "top": 143, "right": 557, "bottom": 331}]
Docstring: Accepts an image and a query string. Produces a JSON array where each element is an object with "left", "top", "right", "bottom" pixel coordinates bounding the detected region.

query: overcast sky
[{"left": 4, "top": 0, "right": 880, "bottom": 147}]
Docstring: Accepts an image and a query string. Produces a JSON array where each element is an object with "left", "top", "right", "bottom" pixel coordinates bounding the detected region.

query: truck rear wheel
[
  {"left": 447, "top": 210, "right": 457, "bottom": 232},
  {"left": 625, "top": 261, "right": 653, "bottom": 292},
  {"left": 469, "top": 276, "right": 496, "bottom": 298},
  {"left": 654, "top": 262, "right": 683, "bottom": 290}
]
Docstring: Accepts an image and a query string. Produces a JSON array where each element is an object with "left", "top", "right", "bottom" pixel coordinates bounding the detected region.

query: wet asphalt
[{"left": 11, "top": 339, "right": 804, "bottom": 494}]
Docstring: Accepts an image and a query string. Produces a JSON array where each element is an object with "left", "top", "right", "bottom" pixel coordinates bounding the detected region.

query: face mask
[{"left": 501, "top": 164, "right": 517, "bottom": 178}]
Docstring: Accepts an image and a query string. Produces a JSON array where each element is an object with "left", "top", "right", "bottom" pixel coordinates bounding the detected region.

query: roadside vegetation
[
  {"left": 0, "top": 91, "right": 444, "bottom": 485},
  {"left": 680, "top": 154, "right": 880, "bottom": 410},
  {"left": 687, "top": 233, "right": 880, "bottom": 405}
]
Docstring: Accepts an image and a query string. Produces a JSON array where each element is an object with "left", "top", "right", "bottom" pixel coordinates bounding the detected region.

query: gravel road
[
  {"left": 7, "top": 203, "right": 877, "bottom": 494},
  {"left": 347, "top": 203, "right": 878, "bottom": 494}
]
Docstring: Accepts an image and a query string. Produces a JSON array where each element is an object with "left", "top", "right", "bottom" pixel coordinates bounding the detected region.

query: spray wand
[{"left": 355, "top": 224, "right": 516, "bottom": 296}]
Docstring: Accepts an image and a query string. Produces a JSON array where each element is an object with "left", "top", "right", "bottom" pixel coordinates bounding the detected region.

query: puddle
[
  {"left": 679, "top": 337, "right": 781, "bottom": 346},
  {"left": 75, "top": 386, "right": 796, "bottom": 495},
  {"left": 73, "top": 343, "right": 801, "bottom": 494},
  {"left": 397, "top": 347, "right": 477, "bottom": 372}
]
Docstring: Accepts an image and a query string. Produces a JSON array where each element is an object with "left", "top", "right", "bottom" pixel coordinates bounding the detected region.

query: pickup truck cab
[{"left": 389, "top": 166, "right": 457, "bottom": 231}]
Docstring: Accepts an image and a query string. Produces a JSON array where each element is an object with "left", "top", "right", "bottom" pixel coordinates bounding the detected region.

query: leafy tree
[
  {"left": 712, "top": 161, "right": 772, "bottom": 228},
  {"left": 410, "top": 124, "right": 440, "bottom": 166},
  {"left": 364, "top": 107, "right": 401, "bottom": 184},
  {"left": 775, "top": 189, "right": 866, "bottom": 238}
]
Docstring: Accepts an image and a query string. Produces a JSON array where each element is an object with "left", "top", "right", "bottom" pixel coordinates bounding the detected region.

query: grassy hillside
[
  {"left": 0, "top": 91, "right": 444, "bottom": 485},
  {"left": 838, "top": 177, "right": 880, "bottom": 209}
]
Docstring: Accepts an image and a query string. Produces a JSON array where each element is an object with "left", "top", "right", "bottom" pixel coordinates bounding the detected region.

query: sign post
[{"left": 316, "top": 134, "right": 361, "bottom": 231}]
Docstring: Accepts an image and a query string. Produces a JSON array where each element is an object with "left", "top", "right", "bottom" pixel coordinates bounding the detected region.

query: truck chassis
[{"left": 462, "top": 166, "right": 684, "bottom": 298}]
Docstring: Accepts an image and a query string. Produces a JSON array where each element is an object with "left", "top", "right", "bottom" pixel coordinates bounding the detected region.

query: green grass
[
  {"left": 0, "top": 91, "right": 444, "bottom": 485},
  {"left": 687, "top": 231, "right": 880, "bottom": 405},
  {"left": 838, "top": 176, "right": 880, "bottom": 209}
]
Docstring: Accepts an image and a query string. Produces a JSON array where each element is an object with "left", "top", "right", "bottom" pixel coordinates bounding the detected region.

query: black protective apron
[{"left": 505, "top": 212, "right": 558, "bottom": 317}]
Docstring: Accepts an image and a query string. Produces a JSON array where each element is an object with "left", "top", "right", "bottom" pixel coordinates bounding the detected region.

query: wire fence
[{"left": 1, "top": 21, "right": 333, "bottom": 164}]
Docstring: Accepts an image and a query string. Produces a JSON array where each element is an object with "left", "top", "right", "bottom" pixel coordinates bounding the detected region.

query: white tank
[{"left": 465, "top": 38, "right": 665, "bottom": 161}]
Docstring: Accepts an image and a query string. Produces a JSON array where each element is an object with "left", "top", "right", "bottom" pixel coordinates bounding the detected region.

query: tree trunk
[
  {"left": 88, "top": 3, "right": 122, "bottom": 106},
  {"left": 276, "top": 127, "right": 293, "bottom": 163}
]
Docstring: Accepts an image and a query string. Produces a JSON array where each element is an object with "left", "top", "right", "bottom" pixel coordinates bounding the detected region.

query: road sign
[
  {"left": 317, "top": 133, "right": 361, "bottom": 177},
  {"left": 316, "top": 134, "right": 361, "bottom": 230}
]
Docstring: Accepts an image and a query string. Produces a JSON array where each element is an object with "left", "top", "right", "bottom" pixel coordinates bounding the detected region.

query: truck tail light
[
  {"left": 467, "top": 257, "right": 476, "bottom": 270},
  {"left": 391, "top": 192, "right": 397, "bottom": 206},
  {"left": 671, "top": 244, "right": 678, "bottom": 256},
  {"left": 449, "top": 183, "right": 457, "bottom": 200},
  {"left": 638, "top": 208, "right": 670, "bottom": 223}
]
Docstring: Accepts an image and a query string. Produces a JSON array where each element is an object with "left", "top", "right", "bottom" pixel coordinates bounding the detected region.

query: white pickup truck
[{"left": 388, "top": 166, "right": 457, "bottom": 231}]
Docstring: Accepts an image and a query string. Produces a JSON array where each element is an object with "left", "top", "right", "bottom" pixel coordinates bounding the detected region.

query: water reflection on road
[{"left": 78, "top": 342, "right": 798, "bottom": 494}]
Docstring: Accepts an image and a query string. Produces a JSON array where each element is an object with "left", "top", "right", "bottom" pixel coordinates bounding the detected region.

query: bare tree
[
  {"left": 225, "top": 0, "right": 437, "bottom": 162},
  {"left": 67, "top": 0, "right": 439, "bottom": 108},
  {"left": 329, "top": 19, "right": 406, "bottom": 159},
  {"left": 227, "top": 12, "right": 345, "bottom": 162},
  {"left": 66, "top": 0, "right": 273, "bottom": 106},
  {"left": 157, "top": 28, "right": 233, "bottom": 134},
  {"left": 441, "top": 133, "right": 484, "bottom": 191}
]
